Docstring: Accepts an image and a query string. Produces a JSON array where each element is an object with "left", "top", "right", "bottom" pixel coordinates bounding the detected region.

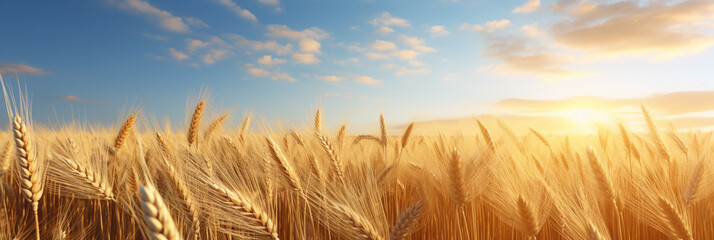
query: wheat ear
[
  {"left": 379, "top": 114, "right": 387, "bottom": 145},
  {"left": 114, "top": 114, "right": 136, "bottom": 153},
  {"left": 14, "top": 116, "right": 43, "bottom": 240},
  {"left": 266, "top": 137, "right": 303, "bottom": 193},
  {"left": 204, "top": 114, "right": 227, "bottom": 140},
  {"left": 60, "top": 157, "right": 115, "bottom": 200},
  {"left": 318, "top": 135, "right": 344, "bottom": 183},
  {"left": 476, "top": 120, "right": 496, "bottom": 153},
  {"left": 400, "top": 123, "right": 414, "bottom": 148},
  {"left": 448, "top": 148, "right": 466, "bottom": 205},
  {"left": 140, "top": 184, "right": 183, "bottom": 240},
  {"left": 209, "top": 183, "right": 279, "bottom": 239},
  {"left": 529, "top": 128, "right": 551, "bottom": 148},
  {"left": 239, "top": 115, "right": 251, "bottom": 142},
  {"left": 684, "top": 160, "right": 704, "bottom": 205},
  {"left": 641, "top": 105, "right": 670, "bottom": 161},
  {"left": 333, "top": 203, "right": 384, "bottom": 240},
  {"left": 586, "top": 147, "right": 617, "bottom": 205},
  {"left": 314, "top": 109, "right": 322, "bottom": 136},
  {"left": 0, "top": 142, "right": 12, "bottom": 176},
  {"left": 389, "top": 201, "right": 424, "bottom": 240},
  {"left": 337, "top": 125, "right": 347, "bottom": 148},
  {"left": 188, "top": 100, "right": 205, "bottom": 147},
  {"left": 517, "top": 195, "right": 539, "bottom": 238},
  {"left": 658, "top": 197, "right": 692, "bottom": 240}
]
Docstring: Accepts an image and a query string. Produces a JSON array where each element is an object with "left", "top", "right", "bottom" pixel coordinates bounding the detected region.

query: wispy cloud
[
  {"left": 370, "top": 12, "right": 410, "bottom": 27},
  {"left": 320, "top": 75, "right": 343, "bottom": 82},
  {"left": 401, "top": 35, "right": 435, "bottom": 52},
  {"left": 228, "top": 34, "right": 293, "bottom": 55},
  {"left": 0, "top": 63, "right": 46, "bottom": 75},
  {"left": 355, "top": 76, "right": 381, "bottom": 85},
  {"left": 120, "top": 0, "right": 191, "bottom": 33},
  {"left": 168, "top": 48, "right": 189, "bottom": 60},
  {"left": 265, "top": 25, "right": 329, "bottom": 40},
  {"left": 551, "top": 0, "right": 714, "bottom": 60},
  {"left": 513, "top": 0, "right": 540, "bottom": 13},
  {"left": 428, "top": 25, "right": 450, "bottom": 37},
  {"left": 214, "top": 0, "right": 258, "bottom": 22},
  {"left": 59, "top": 95, "right": 103, "bottom": 105},
  {"left": 461, "top": 20, "right": 511, "bottom": 33},
  {"left": 246, "top": 67, "right": 295, "bottom": 82},
  {"left": 257, "top": 55, "right": 286, "bottom": 65},
  {"left": 369, "top": 40, "right": 397, "bottom": 51},
  {"left": 395, "top": 68, "right": 432, "bottom": 76},
  {"left": 292, "top": 53, "right": 320, "bottom": 65}
]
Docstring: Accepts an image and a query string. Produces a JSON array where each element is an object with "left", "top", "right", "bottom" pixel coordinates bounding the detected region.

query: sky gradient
[{"left": 1, "top": 0, "right": 714, "bottom": 133}]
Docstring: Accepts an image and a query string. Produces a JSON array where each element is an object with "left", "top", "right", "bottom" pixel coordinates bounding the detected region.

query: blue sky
[{"left": 2, "top": 0, "right": 714, "bottom": 132}]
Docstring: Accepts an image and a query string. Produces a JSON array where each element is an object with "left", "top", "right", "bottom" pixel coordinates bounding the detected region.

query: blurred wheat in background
[{"left": 0, "top": 94, "right": 712, "bottom": 240}]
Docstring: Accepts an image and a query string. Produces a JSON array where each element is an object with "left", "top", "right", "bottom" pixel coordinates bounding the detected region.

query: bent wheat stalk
[{"left": 188, "top": 100, "right": 205, "bottom": 148}]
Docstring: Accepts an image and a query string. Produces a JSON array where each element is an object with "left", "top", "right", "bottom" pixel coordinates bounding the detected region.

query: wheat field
[{"left": 0, "top": 97, "right": 712, "bottom": 240}]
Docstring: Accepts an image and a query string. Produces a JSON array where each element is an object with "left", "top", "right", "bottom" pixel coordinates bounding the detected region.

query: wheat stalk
[
  {"left": 0, "top": 142, "right": 12, "bottom": 176},
  {"left": 318, "top": 135, "right": 344, "bottom": 183},
  {"left": 517, "top": 195, "right": 538, "bottom": 238},
  {"left": 209, "top": 183, "right": 279, "bottom": 240},
  {"left": 266, "top": 137, "right": 303, "bottom": 193},
  {"left": 448, "top": 148, "right": 466, "bottom": 205},
  {"left": 379, "top": 114, "right": 387, "bottom": 145},
  {"left": 529, "top": 128, "right": 550, "bottom": 148},
  {"left": 641, "top": 105, "right": 670, "bottom": 161},
  {"left": 239, "top": 115, "right": 252, "bottom": 142},
  {"left": 14, "top": 116, "right": 43, "bottom": 240},
  {"left": 586, "top": 146, "right": 617, "bottom": 205},
  {"left": 400, "top": 123, "right": 414, "bottom": 149},
  {"left": 140, "top": 184, "right": 183, "bottom": 240},
  {"left": 684, "top": 160, "right": 704, "bottom": 206},
  {"left": 389, "top": 201, "right": 424, "bottom": 240},
  {"left": 332, "top": 203, "right": 383, "bottom": 240},
  {"left": 658, "top": 196, "right": 692, "bottom": 240},
  {"left": 476, "top": 120, "right": 495, "bottom": 153},
  {"left": 188, "top": 100, "right": 205, "bottom": 147},
  {"left": 314, "top": 109, "right": 322, "bottom": 136},
  {"left": 204, "top": 114, "right": 227, "bottom": 140},
  {"left": 114, "top": 114, "right": 136, "bottom": 153},
  {"left": 337, "top": 125, "right": 347, "bottom": 149},
  {"left": 60, "top": 157, "right": 115, "bottom": 200}
]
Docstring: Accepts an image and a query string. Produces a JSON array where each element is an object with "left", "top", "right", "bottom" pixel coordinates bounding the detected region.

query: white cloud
[
  {"left": 257, "top": 55, "right": 286, "bottom": 65},
  {"left": 365, "top": 52, "right": 390, "bottom": 60},
  {"left": 392, "top": 50, "right": 419, "bottom": 60},
  {"left": 271, "top": 72, "right": 295, "bottom": 82},
  {"left": 169, "top": 48, "right": 189, "bottom": 60},
  {"left": 266, "top": 25, "right": 329, "bottom": 40},
  {"left": 401, "top": 35, "right": 435, "bottom": 52},
  {"left": 461, "top": 20, "right": 512, "bottom": 33},
  {"left": 371, "top": 12, "right": 410, "bottom": 27},
  {"left": 122, "top": 0, "right": 190, "bottom": 33},
  {"left": 513, "top": 0, "right": 540, "bottom": 13},
  {"left": 320, "top": 75, "right": 343, "bottom": 82},
  {"left": 429, "top": 25, "right": 450, "bottom": 37},
  {"left": 369, "top": 40, "right": 398, "bottom": 51},
  {"left": 299, "top": 38, "right": 321, "bottom": 53},
  {"left": 375, "top": 26, "right": 394, "bottom": 35},
  {"left": 215, "top": 0, "right": 258, "bottom": 22},
  {"left": 355, "top": 76, "right": 381, "bottom": 85},
  {"left": 292, "top": 53, "right": 320, "bottom": 64},
  {"left": 395, "top": 68, "right": 432, "bottom": 76}
]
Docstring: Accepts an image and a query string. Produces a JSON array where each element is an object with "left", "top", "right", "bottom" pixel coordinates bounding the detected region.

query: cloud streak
[
  {"left": 0, "top": 63, "right": 45, "bottom": 75},
  {"left": 121, "top": 0, "right": 191, "bottom": 33}
]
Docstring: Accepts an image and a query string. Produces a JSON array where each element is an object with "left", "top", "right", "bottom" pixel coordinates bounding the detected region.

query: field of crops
[{"left": 0, "top": 99, "right": 712, "bottom": 240}]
